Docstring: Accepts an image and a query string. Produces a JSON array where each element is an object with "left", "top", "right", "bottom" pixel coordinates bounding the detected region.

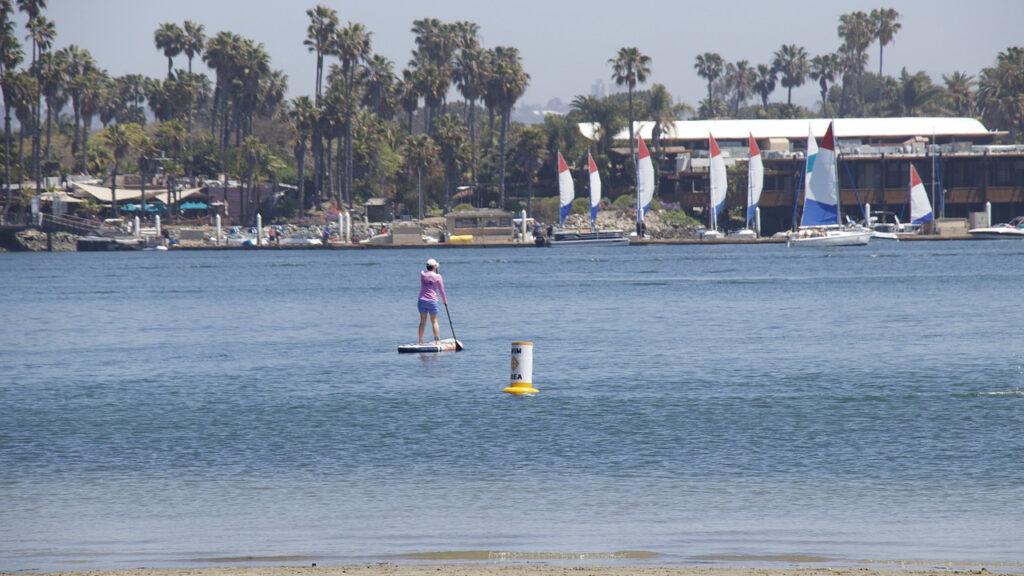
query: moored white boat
[
  {"left": 547, "top": 229, "right": 629, "bottom": 245},
  {"left": 969, "top": 217, "right": 1024, "bottom": 239}
]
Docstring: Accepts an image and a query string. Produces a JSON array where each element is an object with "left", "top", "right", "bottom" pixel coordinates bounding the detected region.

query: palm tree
[
  {"left": 1, "top": 2, "right": 23, "bottom": 212},
  {"left": 402, "top": 133, "right": 437, "bottom": 219},
  {"left": 838, "top": 10, "right": 873, "bottom": 112},
  {"left": 648, "top": 83, "right": 688, "bottom": 190},
  {"left": 78, "top": 68, "right": 107, "bottom": 173},
  {"left": 397, "top": 69, "right": 420, "bottom": 133},
  {"left": 870, "top": 8, "right": 901, "bottom": 78},
  {"left": 37, "top": 49, "right": 66, "bottom": 163},
  {"left": 24, "top": 12, "right": 53, "bottom": 193},
  {"left": 361, "top": 54, "right": 396, "bottom": 119},
  {"left": 752, "top": 63, "right": 776, "bottom": 109},
  {"left": 305, "top": 5, "right": 338, "bottom": 104},
  {"left": 288, "top": 96, "right": 316, "bottom": 219},
  {"left": 334, "top": 21, "right": 371, "bottom": 209},
  {"left": 432, "top": 113, "right": 465, "bottom": 214},
  {"left": 943, "top": 71, "right": 975, "bottom": 117},
  {"left": 725, "top": 60, "right": 755, "bottom": 116},
  {"left": 837, "top": 44, "right": 869, "bottom": 116},
  {"left": 896, "top": 68, "right": 943, "bottom": 116},
  {"left": 772, "top": 44, "right": 809, "bottom": 106},
  {"left": 100, "top": 122, "right": 141, "bottom": 215},
  {"left": 153, "top": 22, "right": 184, "bottom": 78},
  {"left": 694, "top": 52, "right": 724, "bottom": 106},
  {"left": 181, "top": 20, "right": 204, "bottom": 184},
  {"left": 977, "top": 48, "right": 1024, "bottom": 138},
  {"left": 454, "top": 45, "right": 486, "bottom": 188},
  {"left": 570, "top": 94, "right": 623, "bottom": 156},
  {"left": 489, "top": 46, "right": 528, "bottom": 209},
  {"left": 609, "top": 46, "right": 651, "bottom": 175},
  {"left": 809, "top": 53, "right": 839, "bottom": 114},
  {"left": 62, "top": 44, "right": 93, "bottom": 170}
]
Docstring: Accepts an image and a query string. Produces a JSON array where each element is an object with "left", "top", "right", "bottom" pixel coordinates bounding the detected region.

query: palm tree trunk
[
  {"left": 324, "top": 135, "right": 333, "bottom": 203},
  {"left": 187, "top": 58, "right": 195, "bottom": 186},
  {"left": 878, "top": 45, "right": 884, "bottom": 78},
  {"left": 296, "top": 144, "right": 305, "bottom": 221},
  {"left": 498, "top": 108, "right": 509, "bottom": 209},
  {"left": 468, "top": 99, "right": 477, "bottom": 187},
  {"left": 315, "top": 54, "right": 323, "bottom": 104},
  {"left": 627, "top": 86, "right": 636, "bottom": 177},
  {"left": 111, "top": 162, "right": 118, "bottom": 216},
  {"left": 18, "top": 124, "right": 24, "bottom": 182},
  {"left": 44, "top": 104, "right": 52, "bottom": 163},
  {"left": 32, "top": 41, "right": 41, "bottom": 194},
  {"left": 3, "top": 102, "right": 11, "bottom": 218},
  {"left": 210, "top": 83, "right": 220, "bottom": 139},
  {"left": 417, "top": 167, "right": 423, "bottom": 220},
  {"left": 407, "top": 110, "right": 413, "bottom": 134},
  {"left": 787, "top": 86, "right": 793, "bottom": 106},
  {"left": 167, "top": 57, "right": 173, "bottom": 78},
  {"left": 80, "top": 117, "right": 89, "bottom": 174}
]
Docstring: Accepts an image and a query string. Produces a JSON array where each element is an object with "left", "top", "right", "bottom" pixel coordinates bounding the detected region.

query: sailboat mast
[{"left": 834, "top": 127, "right": 842, "bottom": 227}]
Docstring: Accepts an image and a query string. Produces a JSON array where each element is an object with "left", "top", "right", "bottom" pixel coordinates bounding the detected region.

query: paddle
[{"left": 442, "top": 300, "right": 463, "bottom": 351}]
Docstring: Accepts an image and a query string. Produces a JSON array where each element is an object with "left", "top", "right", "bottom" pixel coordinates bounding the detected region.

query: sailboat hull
[{"left": 788, "top": 229, "right": 871, "bottom": 247}]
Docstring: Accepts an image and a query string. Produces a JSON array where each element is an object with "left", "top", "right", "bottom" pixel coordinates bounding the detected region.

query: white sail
[
  {"left": 588, "top": 152, "right": 601, "bottom": 228},
  {"left": 747, "top": 133, "right": 763, "bottom": 227},
  {"left": 557, "top": 151, "right": 574, "bottom": 227},
  {"left": 909, "top": 164, "right": 934, "bottom": 225},
  {"left": 801, "top": 121, "right": 838, "bottom": 227},
  {"left": 709, "top": 133, "right": 727, "bottom": 231},
  {"left": 636, "top": 136, "right": 654, "bottom": 224}
]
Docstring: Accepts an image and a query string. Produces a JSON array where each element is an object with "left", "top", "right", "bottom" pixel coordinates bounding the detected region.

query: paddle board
[{"left": 397, "top": 338, "right": 463, "bottom": 354}]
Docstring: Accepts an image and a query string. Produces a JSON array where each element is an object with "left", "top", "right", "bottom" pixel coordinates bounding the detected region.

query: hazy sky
[{"left": 36, "top": 0, "right": 1024, "bottom": 109}]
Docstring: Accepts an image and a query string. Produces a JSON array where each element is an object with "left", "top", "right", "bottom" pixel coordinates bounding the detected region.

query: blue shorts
[{"left": 417, "top": 299, "right": 439, "bottom": 314}]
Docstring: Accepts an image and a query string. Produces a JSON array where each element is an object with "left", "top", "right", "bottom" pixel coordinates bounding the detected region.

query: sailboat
[
  {"left": 788, "top": 121, "right": 871, "bottom": 247},
  {"left": 540, "top": 151, "right": 628, "bottom": 246},
  {"left": 636, "top": 135, "right": 655, "bottom": 238},
  {"left": 865, "top": 164, "right": 934, "bottom": 240},
  {"left": 702, "top": 133, "right": 727, "bottom": 239},
  {"left": 731, "top": 133, "right": 763, "bottom": 239}
]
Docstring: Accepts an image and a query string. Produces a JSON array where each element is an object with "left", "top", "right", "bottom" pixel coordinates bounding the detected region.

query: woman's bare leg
[
  {"left": 418, "top": 312, "right": 427, "bottom": 343},
  {"left": 430, "top": 313, "right": 440, "bottom": 342}
]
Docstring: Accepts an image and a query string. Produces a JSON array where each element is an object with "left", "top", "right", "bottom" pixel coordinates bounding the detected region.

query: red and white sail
[
  {"left": 747, "top": 133, "right": 763, "bottom": 227},
  {"left": 636, "top": 136, "right": 654, "bottom": 223},
  {"left": 557, "top": 151, "right": 574, "bottom": 226},
  {"left": 909, "top": 164, "right": 934, "bottom": 225},
  {"left": 588, "top": 152, "right": 601, "bottom": 227},
  {"left": 709, "top": 133, "right": 727, "bottom": 231}
]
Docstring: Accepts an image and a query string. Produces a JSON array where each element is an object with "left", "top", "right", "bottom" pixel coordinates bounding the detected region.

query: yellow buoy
[{"left": 503, "top": 341, "right": 538, "bottom": 395}]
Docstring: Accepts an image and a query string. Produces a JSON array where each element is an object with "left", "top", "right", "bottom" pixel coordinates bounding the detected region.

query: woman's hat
[{"left": 426, "top": 258, "right": 439, "bottom": 268}]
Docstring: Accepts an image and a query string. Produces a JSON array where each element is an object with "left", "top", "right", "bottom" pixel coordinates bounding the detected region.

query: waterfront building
[{"left": 581, "top": 118, "right": 1024, "bottom": 234}]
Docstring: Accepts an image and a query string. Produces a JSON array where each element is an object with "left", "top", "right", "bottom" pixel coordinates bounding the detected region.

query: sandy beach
[{"left": 4, "top": 565, "right": 1018, "bottom": 576}]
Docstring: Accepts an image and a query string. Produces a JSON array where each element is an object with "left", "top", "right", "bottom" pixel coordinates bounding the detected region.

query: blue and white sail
[
  {"left": 636, "top": 135, "right": 654, "bottom": 224},
  {"left": 746, "top": 133, "right": 763, "bottom": 226},
  {"left": 709, "top": 133, "right": 727, "bottom": 231},
  {"left": 557, "top": 151, "right": 574, "bottom": 227},
  {"left": 800, "top": 121, "right": 838, "bottom": 227},
  {"left": 909, "top": 164, "right": 934, "bottom": 225},
  {"left": 588, "top": 152, "right": 601, "bottom": 229},
  {"left": 804, "top": 124, "right": 818, "bottom": 198}
]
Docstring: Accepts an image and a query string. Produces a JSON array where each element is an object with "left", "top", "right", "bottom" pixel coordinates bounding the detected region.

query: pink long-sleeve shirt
[{"left": 418, "top": 270, "right": 446, "bottom": 303}]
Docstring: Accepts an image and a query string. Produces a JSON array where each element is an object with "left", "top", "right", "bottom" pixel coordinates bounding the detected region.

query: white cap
[{"left": 426, "top": 258, "right": 438, "bottom": 268}]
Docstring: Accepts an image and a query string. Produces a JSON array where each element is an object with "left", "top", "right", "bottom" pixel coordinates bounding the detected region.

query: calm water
[{"left": 1, "top": 242, "right": 1023, "bottom": 571}]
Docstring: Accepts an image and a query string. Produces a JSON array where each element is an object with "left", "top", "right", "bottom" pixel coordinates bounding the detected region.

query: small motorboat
[{"left": 968, "top": 216, "right": 1024, "bottom": 239}]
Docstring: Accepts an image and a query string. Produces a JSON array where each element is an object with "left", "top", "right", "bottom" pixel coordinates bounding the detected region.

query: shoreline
[{"left": 3, "top": 562, "right": 1020, "bottom": 576}]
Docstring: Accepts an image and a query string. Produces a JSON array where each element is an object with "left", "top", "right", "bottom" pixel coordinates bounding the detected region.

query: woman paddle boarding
[{"left": 417, "top": 258, "right": 447, "bottom": 344}]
